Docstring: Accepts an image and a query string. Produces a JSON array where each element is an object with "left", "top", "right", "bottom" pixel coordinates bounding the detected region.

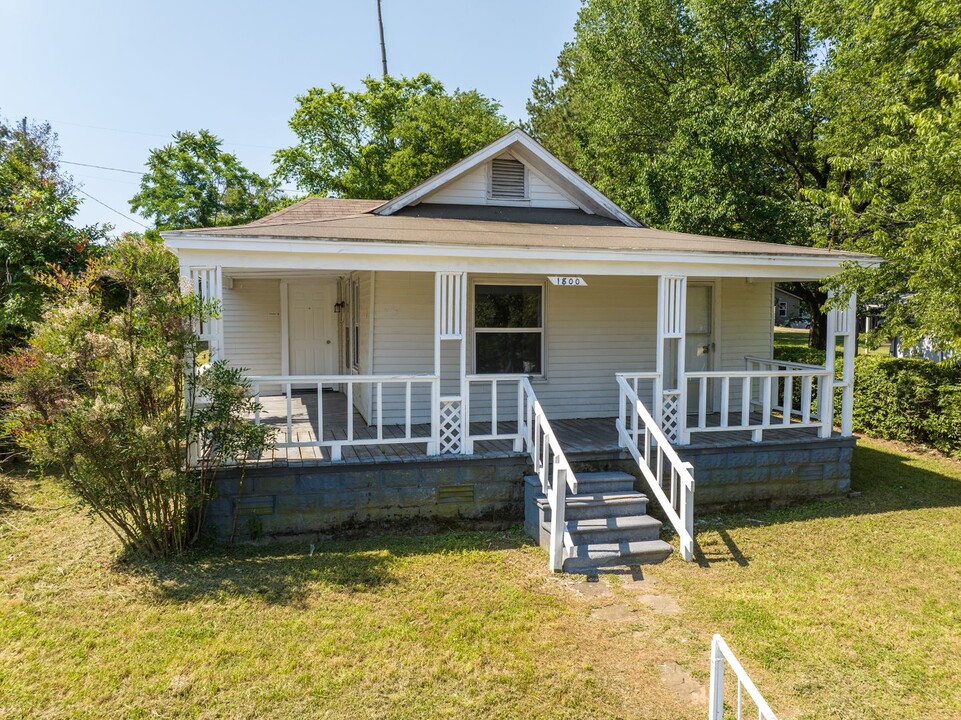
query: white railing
[
  {"left": 519, "top": 377, "right": 578, "bottom": 572},
  {"left": 615, "top": 374, "right": 695, "bottom": 562},
  {"left": 463, "top": 374, "right": 529, "bottom": 454},
  {"left": 684, "top": 357, "right": 832, "bottom": 443},
  {"left": 248, "top": 374, "right": 439, "bottom": 461},
  {"left": 709, "top": 634, "right": 779, "bottom": 720}
]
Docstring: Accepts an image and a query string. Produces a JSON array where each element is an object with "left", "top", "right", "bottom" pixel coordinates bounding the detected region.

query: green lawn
[
  {"left": 775, "top": 326, "right": 891, "bottom": 356},
  {"left": 3, "top": 438, "right": 961, "bottom": 718}
]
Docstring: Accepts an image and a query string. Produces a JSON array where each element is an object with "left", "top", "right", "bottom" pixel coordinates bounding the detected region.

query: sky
[{"left": 1, "top": 0, "right": 583, "bottom": 234}]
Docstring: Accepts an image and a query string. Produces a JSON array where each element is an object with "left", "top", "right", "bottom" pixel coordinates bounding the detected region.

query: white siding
[
  {"left": 222, "top": 278, "right": 282, "bottom": 378},
  {"left": 422, "top": 159, "right": 578, "bottom": 209},
  {"left": 716, "top": 278, "right": 775, "bottom": 412}
]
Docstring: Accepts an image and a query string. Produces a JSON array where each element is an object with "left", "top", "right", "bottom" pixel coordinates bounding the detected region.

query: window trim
[{"left": 470, "top": 278, "right": 547, "bottom": 378}]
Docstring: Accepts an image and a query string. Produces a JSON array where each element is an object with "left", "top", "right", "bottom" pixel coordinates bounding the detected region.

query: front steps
[{"left": 524, "top": 471, "right": 674, "bottom": 572}]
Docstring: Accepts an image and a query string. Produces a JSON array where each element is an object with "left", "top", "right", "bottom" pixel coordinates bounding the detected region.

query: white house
[{"left": 163, "top": 130, "right": 879, "bottom": 572}]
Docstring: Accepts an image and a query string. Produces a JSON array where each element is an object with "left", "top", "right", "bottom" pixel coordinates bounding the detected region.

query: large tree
[
  {"left": 810, "top": 0, "right": 961, "bottom": 353},
  {"left": 0, "top": 116, "right": 106, "bottom": 352},
  {"left": 130, "top": 130, "right": 281, "bottom": 230},
  {"left": 527, "top": 0, "right": 835, "bottom": 346},
  {"left": 274, "top": 73, "right": 511, "bottom": 199}
]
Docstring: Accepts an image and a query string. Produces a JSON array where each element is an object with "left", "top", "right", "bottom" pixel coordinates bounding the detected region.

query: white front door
[
  {"left": 287, "top": 281, "right": 337, "bottom": 379},
  {"left": 685, "top": 284, "right": 715, "bottom": 412}
]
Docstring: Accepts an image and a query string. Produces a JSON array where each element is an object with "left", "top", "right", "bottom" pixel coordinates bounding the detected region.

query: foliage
[
  {"left": 275, "top": 73, "right": 511, "bottom": 198},
  {"left": 849, "top": 355, "right": 961, "bottom": 455},
  {"left": 0, "top": 115, "right": 107, "bottom": 352},
  {"left": 3, "top": 235, "right": 272, "bottom": 556},
  {"left": 130, "top": 130, "right": 282, "bottom": 230},
  {"left": 811, "top": 0, "right": 961, "bottom": 355},
  {"left": 772, "top": 343, "right": 827, "bottom": 367}
]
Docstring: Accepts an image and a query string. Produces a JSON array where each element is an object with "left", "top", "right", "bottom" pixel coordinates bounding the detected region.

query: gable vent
[{"left": 489, "top": 157, "right": 527, "bottom": 200}]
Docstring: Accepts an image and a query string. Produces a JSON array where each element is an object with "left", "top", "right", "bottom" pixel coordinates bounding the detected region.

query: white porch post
[
  {"left": 433, "top": 271, "right": 468, "bottom": 455},
  {"left": 656, "top": 275, "right": 687, "bottom": 443},
  {"left": 822, "top": 289, "right": 857, "bottom": 438},
  {"left": 187, "top": 265, "right": 224, "bottom": 361}
]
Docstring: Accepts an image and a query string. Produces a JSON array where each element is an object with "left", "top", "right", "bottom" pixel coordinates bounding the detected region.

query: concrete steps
[{"left": 524, "top": 471, "right": 674, "bottom": 572}]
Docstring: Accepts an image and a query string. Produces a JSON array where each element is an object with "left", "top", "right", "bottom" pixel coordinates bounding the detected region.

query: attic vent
[{"left": 489, "top": 157, "right": 527, "bottom": 200}]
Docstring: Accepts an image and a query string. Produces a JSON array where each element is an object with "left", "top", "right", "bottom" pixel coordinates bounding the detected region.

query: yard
[{"left": 2, "top": 437, "right": 961, "bottom": 719}]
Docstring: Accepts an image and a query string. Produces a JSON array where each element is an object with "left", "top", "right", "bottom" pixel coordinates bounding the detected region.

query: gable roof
[{"left": 372, "top": 128, "right": 643, "bottom": 228}]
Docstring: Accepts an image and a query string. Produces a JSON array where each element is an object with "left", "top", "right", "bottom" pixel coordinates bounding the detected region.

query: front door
[
  {"left": 685, "top": 284, "right": 715, "bottom": 412},
  {"left": 287, "top": 281, "right": 337, "bottom": 380}
]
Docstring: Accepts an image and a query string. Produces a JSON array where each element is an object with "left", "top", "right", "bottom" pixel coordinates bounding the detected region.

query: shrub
[
  {"left": 773, "top": 344, "right": 826, "bottom": 366},
  {"left": 3, "top": 235, "right": 273, "bottom": 556},
  {"left": 850, "top": 355, "right": 961, "bottom": 455}
]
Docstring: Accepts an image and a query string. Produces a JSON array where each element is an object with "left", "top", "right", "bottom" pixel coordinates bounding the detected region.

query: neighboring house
[
  {"left": 163, "top": 130, "right": 879, "bottom": 572},
  {"left": 774, "top": 286, "right": 808, "bottom": 327}
]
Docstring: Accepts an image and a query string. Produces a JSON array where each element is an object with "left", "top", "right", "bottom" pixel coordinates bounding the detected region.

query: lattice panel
[
  {"left": 662, "top": 391, "right": 682, "bottom": 442},
  {"left": 439, "top": 399, "right": 462, "bottom": 454}
]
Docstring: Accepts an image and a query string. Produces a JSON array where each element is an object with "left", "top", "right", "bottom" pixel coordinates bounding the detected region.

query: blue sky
[{"left": 1, "top": 0, "right": 582, "bottom": 234}]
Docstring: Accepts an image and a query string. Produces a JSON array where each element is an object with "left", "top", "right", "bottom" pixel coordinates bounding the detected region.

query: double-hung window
[{"left": 474, "top": 283, "right": 544, "bottom": 375}]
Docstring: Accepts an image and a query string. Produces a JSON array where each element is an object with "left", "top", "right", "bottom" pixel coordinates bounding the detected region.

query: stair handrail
[
  {"left": 615, "top": 374, "right": 695, "bottom": 561},
  {"left": 519, "top": 377, "right": 578, "bottom": 572},
  {"left": 709, "top": 634, "right": 779, "bottom": 720}
]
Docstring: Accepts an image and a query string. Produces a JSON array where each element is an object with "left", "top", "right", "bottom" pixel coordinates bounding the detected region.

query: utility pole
[{"left": 376, "top": 0, "right": 388, "bottom": 77}]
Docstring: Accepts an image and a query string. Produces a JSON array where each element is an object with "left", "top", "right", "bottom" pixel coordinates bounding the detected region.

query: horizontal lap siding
[
  {"left": 539, "top": 276, "right": 657, "bottom": 418},
  {"left": 222, "top": 279, "right": 282, "bottom": 391},
  {"left": 373, "top": 272, "right": 435, "bottom": 424},
  {"left": 422, "top": 162, "right": 578, "bottom": 209},
  {"left": 717, "top": 278, "right": 774, "bottom": 411}
]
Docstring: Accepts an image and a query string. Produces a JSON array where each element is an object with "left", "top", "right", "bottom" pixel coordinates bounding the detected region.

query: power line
[
  {"left": 52, "top": 118, "right": 277, "bottom": 150},
  {"left": 62, "top": 160, "right": 145, "bottom": 175},
  {"left": 73, "top": 187, "right": 149, "bottom": 229}
]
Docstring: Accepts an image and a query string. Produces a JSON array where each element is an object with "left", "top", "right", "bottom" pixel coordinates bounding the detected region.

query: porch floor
[{"left": 243, "top": 390, "right": 828, "bottom": 468}]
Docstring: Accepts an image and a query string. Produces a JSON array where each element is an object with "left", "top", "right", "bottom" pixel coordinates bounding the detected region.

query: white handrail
[
  {"left": 709, "top": 634, "right": 779, "bottom": 720},
  {"left": 247, "top": 373, "right": 440, "bottom": 461},
  {"left": 685, "top": 361, "right": 832, "bottom": 443},
  {"left": 743, "top": 355, "right": 826, "bottom": 372},
  {"left": 519, "top": 377, "right": 578, "bottom": 572},
  {"left": 616, "top": 375, "right": 695, "bottom": 562}
]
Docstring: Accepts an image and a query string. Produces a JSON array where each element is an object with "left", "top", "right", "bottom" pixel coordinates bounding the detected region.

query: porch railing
[
  {"left": 615, "top": 373, "right": 695, "bottom": 562},
  {"left": 684, "top": 357, "right": 832, "bottom": 443},
  {"left": 463, "top": 374, "right": 529, "bottom": 454},
  {"left": 709, "top": 634, "right": 779, "bottom": 720},
  {"left": 519, "top": 377, "right": 578, "bottom": 572},
  {"left": 248, "top": 374, "right": 439, "bottom": 461}
]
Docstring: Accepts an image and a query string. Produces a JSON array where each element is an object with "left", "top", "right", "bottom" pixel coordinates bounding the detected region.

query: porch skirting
[{"left": 207, "top": 434, "right": 855, "bottom": 542}]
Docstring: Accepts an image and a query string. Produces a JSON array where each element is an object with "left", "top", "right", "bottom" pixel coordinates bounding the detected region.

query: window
[
  {"left": 474, "top": 283, "right": 544, "bottom": 374},
  {"left": 778, "top": 301, "right": 787, "bottom": 319},
  {"left": 489, "top": 157, "right": 527, "bottom": 201}
]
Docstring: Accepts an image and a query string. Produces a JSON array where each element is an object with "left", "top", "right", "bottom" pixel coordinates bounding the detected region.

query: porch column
[
  {"left": 433, "top": 271, "right": 468, "bottom": 455},
  {"left": 185, "top": 265, "right": 225, "bottom": 361},
  {"left": 823, "top": 289, "right": 857, "bottom": 438},
  {"left": 656, "top": 275, "right": 688, "bottom": 443}
]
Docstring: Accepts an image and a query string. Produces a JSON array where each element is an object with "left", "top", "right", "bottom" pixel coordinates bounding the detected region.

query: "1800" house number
[{"left": 548, "top": 276, "right": 588, "bottom": 287}]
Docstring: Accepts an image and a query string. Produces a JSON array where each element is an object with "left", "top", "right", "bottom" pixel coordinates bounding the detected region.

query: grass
[
  {"left": 775, "top": 327, "right": 891, "bottom": 356},
  {"left": 3, "top": 438, "right": 961, "bottom": 718}
]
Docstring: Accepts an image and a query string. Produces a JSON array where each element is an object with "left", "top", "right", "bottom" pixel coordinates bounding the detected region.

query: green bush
[
  {"left": 773, "top": 344, "right": 826, "bottom": 366},
  {"left": 851, "top": 355, "right": 961, "bottom": 455},
  {"left": 4, "top": 236, "right": 273, "bottom": 556}
]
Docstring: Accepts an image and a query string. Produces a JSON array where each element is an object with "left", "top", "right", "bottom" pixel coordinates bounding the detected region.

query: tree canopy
[
  {"left": 529, "top": 0, "right": 961, "bottom": 352},
  {"left": 130, "top": 130, "right": 282, "bottom": 230},
  {"left": 274, "top": 73, "right": 511, "bottom": 199},
  {"left": 0, "top": 116, "right": 106, "bottom": 352}
]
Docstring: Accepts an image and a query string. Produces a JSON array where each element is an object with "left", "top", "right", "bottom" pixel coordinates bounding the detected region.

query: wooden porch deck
[{"left": 244, "top": 390, "right": 825, "bottom": 468}]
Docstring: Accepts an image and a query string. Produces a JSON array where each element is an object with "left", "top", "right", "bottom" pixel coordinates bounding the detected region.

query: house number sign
[{"left": 548, "top": 276, "right": 587, "bottom": 287}]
